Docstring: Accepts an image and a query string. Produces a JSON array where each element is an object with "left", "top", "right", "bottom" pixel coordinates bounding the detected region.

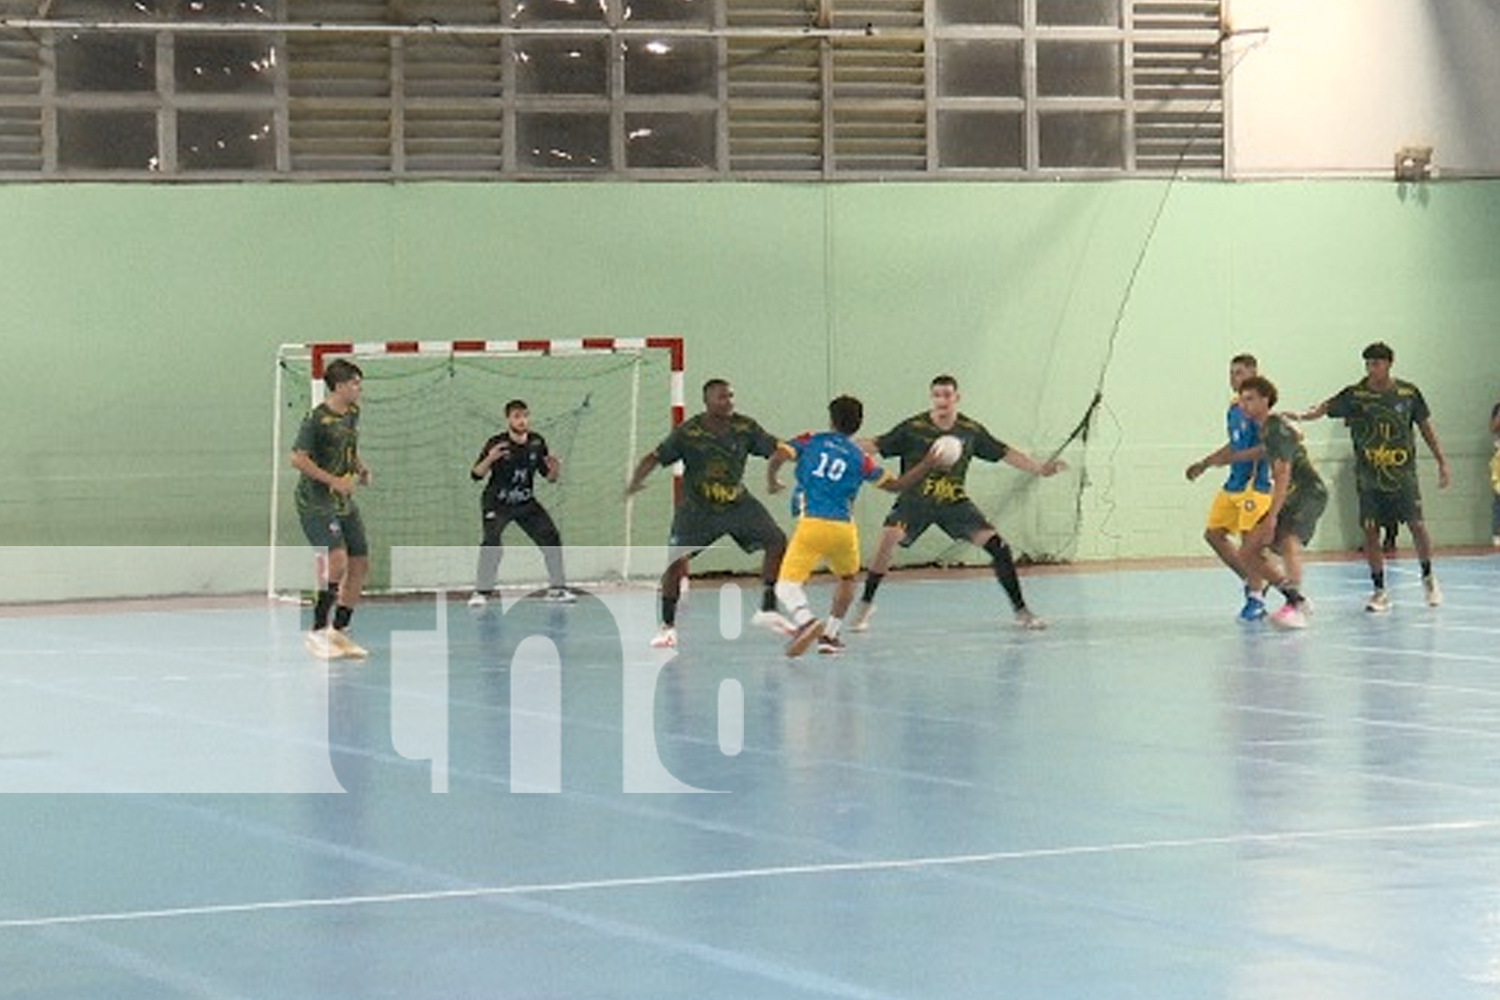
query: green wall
[{"left": 2, "top": 180, "right": 1496, "bottom": 596}]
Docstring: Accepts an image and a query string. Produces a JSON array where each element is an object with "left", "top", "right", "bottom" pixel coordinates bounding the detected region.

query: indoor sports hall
[{"left": 3, "top": 0, "right": 1500, "bottom": 997}]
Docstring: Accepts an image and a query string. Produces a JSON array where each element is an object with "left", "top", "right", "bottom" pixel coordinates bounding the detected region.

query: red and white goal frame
[{"left": 268, "top": 337, "right": 685, "bottom": 597}]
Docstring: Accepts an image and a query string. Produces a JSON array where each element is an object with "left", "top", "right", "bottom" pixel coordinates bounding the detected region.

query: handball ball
[{"left": 929, "top": 435, "right": 963, "bottom": 468}]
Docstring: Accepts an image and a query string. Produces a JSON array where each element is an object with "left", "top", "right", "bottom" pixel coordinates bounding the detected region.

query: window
[{"left": 0, "top": 0, "right": 1223, "bottom": 178}]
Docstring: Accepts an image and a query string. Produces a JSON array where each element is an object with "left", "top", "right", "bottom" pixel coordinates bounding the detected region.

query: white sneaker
[
  {"left": 466, "top": 592, "right": 488, "bottom": 609},
  {"left": 328, "top": 628, "right": 369, "bottom": 659},
  {"left": 1423, "top": 576, "right": 1442, "bottom": 607},
  {"left": 649, "top": 625, "right": 678, "bottom": 649},
  {"left": 751, "top": 610, "right": 795, "bottom": 636},
  {"left": 1014, "top": 609, "right": 1048, "bottom": 631},
  {"left": 1365, "top": 589, "right": 1391, "bottom": 613},
  {"left": 304, "top": 628, "right": 344, "bottom": 660},
  {"left": 544, "top": 587, "right": 578, "bottom": 604},
  {"left": 785, "top": 618, "right": 824, "bottom": 658},
  {"left": 848, "top": 601, "right": 874, "bottom": 633}
]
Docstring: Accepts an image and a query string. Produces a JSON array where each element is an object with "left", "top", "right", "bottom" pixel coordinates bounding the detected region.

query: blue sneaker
[{"left": 1238, "top": 595, "right": 1267, "bottom": 621}]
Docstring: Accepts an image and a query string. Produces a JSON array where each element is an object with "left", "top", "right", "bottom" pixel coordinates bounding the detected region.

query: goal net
[{"left": 269, "top": 339, "right": 682, "bottom": 596}]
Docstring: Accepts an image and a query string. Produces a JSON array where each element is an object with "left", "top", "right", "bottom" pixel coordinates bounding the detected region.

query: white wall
[{"left": 1227, "top": 0, "right": 1500, "bottom": 177}]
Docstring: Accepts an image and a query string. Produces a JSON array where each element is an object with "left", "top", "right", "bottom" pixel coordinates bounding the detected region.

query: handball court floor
[{"left": 2, "top": 552, "right": 1499, "bottom": 999}]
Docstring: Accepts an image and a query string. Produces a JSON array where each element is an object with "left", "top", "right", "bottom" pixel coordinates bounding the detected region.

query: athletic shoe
[
  {"left": 1270, "top": 604, "right": 1307, "bottom": 630},
  {"left": 785, "top": 618, "right": 824, "bottom": 658},
  {"left": 1238, "top": 595, "right": 1267, "bottom": 622},
  {"left": 328, "top": 629, "right": 369, "bottom": 659},
  {"left": 1423, "top": 576, "right": 1443, "bottom": 607},
  {"left": 544, "top": 587, "right": 578, "bottom": 604},
  {"left": 848, "top": 601, "right": 874, "bottom": 633},
  {"left": 649, "top": 625, "right": 678, "bottom": 649},
  {"left": 466, "top": 592, "right": 488, "bottom": 609},
  {"left": 303, "top": 628, "right": 344, "bottom": 660},
  {"left": 751, "top": 609, "right": 795, "bottom": 636},
  {"left": 1014, "top": 609, "right": 1048, "bottom": 631},
  {"left": 817, "top": 635, "right": 845, "bottom": 656},
  {"left": 1365, "top": 589, "right": 1392, "bottom": 613}
]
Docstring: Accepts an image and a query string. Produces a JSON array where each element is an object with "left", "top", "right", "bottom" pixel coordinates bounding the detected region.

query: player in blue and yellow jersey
[
  {"left": 766, "top": 395, "right": 937, "bottom": 657},
  {"left": 1185, "top": 353, "right": 1274, "bottom": 620},
  {"left": 1297, "top": 341, "right": 1449, "bottom": 612},
  {"left": 626, "top": 378, "right": 792, "bottom": 649},
  {"left": 290, "top": 358, "right": 372, "bottom": 661},
  {"left": 851, "top": 374, "right": 1066, "bottom": 632}
]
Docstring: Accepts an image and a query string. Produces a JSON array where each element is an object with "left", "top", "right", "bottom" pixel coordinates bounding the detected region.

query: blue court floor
[{"left": 2, "top": 554, "right": 1499, "bottom": 999}]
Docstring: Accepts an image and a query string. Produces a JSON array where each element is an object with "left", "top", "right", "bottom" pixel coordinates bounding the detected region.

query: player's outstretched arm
[
  {"left": 1004, "top": 448, "right": 1066, "bottom": 477},
  {"left": 625, "top": 453, "right": 659, "bottom": 496},
  {"left": 880, "top": 453, "right": 938, "bottom": 493},
  {"left": 766, "top": 448, "right": 791, "bottom": 494}
]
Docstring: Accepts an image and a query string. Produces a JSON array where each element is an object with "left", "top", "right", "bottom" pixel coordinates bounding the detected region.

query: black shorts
[
  {"left": 668, "top": 496, "right": 785, "bottom": 561},
  {"left": 299, "top": 503, "right": 370, "bottom": 559},
  {"left": 883, "top": 496, "right": 993, "bottom": 547},
  {"left": 1357, "top": 481, "right": 1423, "bottom": 530},
  {"left": 482, "top": 500, "right": 561, "bottom": 547}
]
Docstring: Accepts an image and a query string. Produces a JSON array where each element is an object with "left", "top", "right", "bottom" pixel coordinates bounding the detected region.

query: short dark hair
[
  {"left": 1362, "top": 341, "right": 1394, "bottom": 362},
  {"left": 323, "top": 358, "right": 362, "bottom": 391},
  {"left": 702, "top": 378, "right": 730, "bottom": 400},
  {"left": 930, "top": 374, "right": 959, "bottom": 391},
  {"left": 505, "top": 399, "right": 528, "bottom": 416},
  {"left": 828, "top": 395, "right": 864, "bottom": 435},
  {"left": 1231, "top": 353, "right": 1257, "bottom": 368},
  {"left": 1239, "top": 374, "right": 1278, "bottom": 408}
]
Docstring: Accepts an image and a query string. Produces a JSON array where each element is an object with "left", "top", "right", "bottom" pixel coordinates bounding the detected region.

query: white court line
[{"left": 2, "top": 818, "right": 1496, "bottom": 932}]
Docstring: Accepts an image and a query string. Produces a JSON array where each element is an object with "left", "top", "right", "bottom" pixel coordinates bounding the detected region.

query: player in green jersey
[
  {"left": 626, "top": 378, "right": 793, "bottom": 649},
  {"left": 1236, "top": 376, "right": 1329, "bottom": 629},
  {"left": 1297, "top": 341, "right": 1449, "bottom": 613},
  {"left": 290, "top": 358, "right": 372, "bottom": 660},
  {"left": 851, "top": 374, "right": 1065, "bottom": 632}
]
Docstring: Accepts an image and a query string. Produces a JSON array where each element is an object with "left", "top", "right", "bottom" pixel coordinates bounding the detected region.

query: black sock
[
  {"left": 313, "top": 583, "right": 338, "bottom": 630},
  {"left": 860, "top": 572, "right": 884, "bottom": 604},
  {"left": 983, "top": 536, "right": 1026, "bottom": 613},
  {"left": 761, "top": 582, "right": 777, "bottom": 613},
  {"left": 333, "top": 604, "right": 353, "bottom": 631},
  {"left": 1419, "top": 560, "right": 1433, "bottom": 579},
  {"left": 661, "top": 594, "right": 679, "bottom": 627},
  {"left": 1372, "top": 571, "right": 1386, "bottom": 590}
]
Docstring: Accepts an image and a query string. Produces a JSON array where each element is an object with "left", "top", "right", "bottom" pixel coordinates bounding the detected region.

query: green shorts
[{"left": 299, "top": 503, "right": 370, "bottom": 558}]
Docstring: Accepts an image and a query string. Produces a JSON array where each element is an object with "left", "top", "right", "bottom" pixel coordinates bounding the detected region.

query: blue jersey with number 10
[{"left": 789, "top": 431, "right": 888, "bottom": 521}]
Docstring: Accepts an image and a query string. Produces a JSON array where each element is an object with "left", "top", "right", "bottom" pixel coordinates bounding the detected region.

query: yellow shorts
[
  {"left": 1205, "top": 488, "right": 1271, "bottom": 535},
  {"left": 780, "top": 517, "right": 861, "bottom": 583}
]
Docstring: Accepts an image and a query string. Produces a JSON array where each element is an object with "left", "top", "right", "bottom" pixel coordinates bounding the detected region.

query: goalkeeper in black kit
[{"left": 467, "top": 399, "right": 576, "bottom": 607}]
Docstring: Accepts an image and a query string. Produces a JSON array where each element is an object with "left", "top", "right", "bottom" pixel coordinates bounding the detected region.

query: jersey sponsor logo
[
  {"left": 919, "top": 476, "right": 966, "bottom": 503},
  {"left": 1363, "top": 444, "right": 1410, "bottom": 470},
  {"left": 699, "top": 481, "right": 743, "bottom": 504}
]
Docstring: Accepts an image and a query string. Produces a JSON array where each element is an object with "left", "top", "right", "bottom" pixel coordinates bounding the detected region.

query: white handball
[{"left": 929, "top": 434, "right": 963, "bottom": 468}]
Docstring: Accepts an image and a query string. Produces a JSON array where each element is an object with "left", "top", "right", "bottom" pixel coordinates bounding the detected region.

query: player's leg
[
  {"left": 1357, "top": 489, "right": 1391, "bottom": 612},
  {"left": 471, "top": 506, "right": 506, "bottom": 606},
  {"left": 726, "top": 496, "right": 793, "bottom": 630},
  {"left": 517, "top": 502, "right": 571, "bottom": 599},
  {"left": 774, "top": 522, "right": 820, "bottom": 631},
  {"left": 1401, "top": 486, "right": 1440, "bottom": 606},
  {"left": 965, "top": 518, "right": 1045, "bottom": 630},
  {"left": 852, "top": 505, "right": 916, "bottom": 631},
  {"left": 328, "top": 512, "right": 370, "bottom": 657},
  {"left": 817, "top": 524, "right": 861, "bottom": 653},
  {"left": 299, "top": 507, "right": 348, "bottom": 658}
]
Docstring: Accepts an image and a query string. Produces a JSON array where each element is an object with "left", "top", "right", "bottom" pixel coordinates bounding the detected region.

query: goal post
[{"left": 269, "top": 338, "right": 684, "bottom": 597}]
